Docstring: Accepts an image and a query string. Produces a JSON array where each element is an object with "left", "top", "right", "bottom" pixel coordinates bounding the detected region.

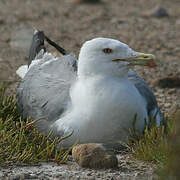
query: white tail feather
[{"left": 16, "top": 65, "right": 28, "bottom": 79}]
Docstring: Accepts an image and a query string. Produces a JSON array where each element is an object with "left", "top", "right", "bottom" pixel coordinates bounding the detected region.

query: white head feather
[{"left": 78, "top": 37, "right": 138, "bottom": 78}]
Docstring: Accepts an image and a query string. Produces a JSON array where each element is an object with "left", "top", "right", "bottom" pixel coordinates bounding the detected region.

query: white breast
[{"left": 55, "top": 75, "right": 148, "bottom": 146}]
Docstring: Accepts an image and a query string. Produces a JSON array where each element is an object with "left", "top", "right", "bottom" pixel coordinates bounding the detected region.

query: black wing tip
[
  {"left": 28, "top": 29, "right": 46, "bottom": 66},
  {"left": 28, "top": 29, "right": 68, "bottom": 66},
  {"left": 44, "top": 35, "right": 67, "bottom": 56},
  {"left": 33, "top": 29, "right": 68, "bottom": 56}
]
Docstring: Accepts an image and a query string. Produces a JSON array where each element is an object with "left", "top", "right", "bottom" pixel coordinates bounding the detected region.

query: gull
[{"left": 17, "top": 31, "right": 162, "bottom": 147}]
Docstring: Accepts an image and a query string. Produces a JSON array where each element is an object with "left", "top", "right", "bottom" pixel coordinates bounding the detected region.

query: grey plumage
[
  {"left": 17, "top": 54, "right": 77, "bottom": 135},
  {"left": 128, "top": 70, "right": 163, "bottom": 123},
  {"left": 128, "top": 70, "right": 161, "bottom": 114}
]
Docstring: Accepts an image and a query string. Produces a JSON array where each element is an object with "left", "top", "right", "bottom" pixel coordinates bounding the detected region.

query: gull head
[{"left": 78, "top": 37, "right": 156, "bottom": 77}]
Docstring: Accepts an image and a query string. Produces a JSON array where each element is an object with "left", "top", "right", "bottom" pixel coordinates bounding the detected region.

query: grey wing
[
  {"left": 17, "top": 54, "right": 77, "bottom": 134},
  {"left": 127, "top": 70, "right": 163, "bottom": 125}
]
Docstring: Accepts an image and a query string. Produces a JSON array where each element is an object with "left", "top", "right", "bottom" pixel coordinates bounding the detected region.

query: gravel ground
[
  {"left": 0, "top": 155, "right": 157, "bottom": 180},
  {"left": 0, "top": 0, "right": 180, "bottom": 179}
]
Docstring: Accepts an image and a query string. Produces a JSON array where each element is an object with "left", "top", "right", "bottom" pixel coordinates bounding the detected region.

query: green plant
[
  {"left": 128, "top": 114, "right": 176, "bottom": 165},
  {"left": 158, "top": 109, "right": 180, "bottom": 179},
  {"left": 0, "top": 83, "right": 71, "bottom": 166}
]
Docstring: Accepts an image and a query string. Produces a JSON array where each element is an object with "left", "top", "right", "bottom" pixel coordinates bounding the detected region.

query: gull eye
[{"left": 103, "top": 48, "right": 113, "bottom": 54}]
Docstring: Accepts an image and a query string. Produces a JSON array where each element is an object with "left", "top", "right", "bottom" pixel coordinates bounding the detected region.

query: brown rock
[
  {"left": 72, "top": 143, "right": 118, "bottom": 169},
  {"left": 151, "top": 75, "right": 180, "bottom": 88}
]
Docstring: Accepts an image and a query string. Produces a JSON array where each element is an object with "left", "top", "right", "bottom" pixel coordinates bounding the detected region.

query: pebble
[
  {"left": 143, "top": 6, "right": 169, "bottom": 18},
  {"left": 152, "top": 7, "right": 169, "bottom": 18},
  {"left": 72, "top": 143, "right": 118, "bottom": 169}
]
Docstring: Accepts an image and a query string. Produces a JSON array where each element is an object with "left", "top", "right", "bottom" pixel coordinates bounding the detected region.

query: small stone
[
  {"left": 143, "top": 6, "right": 169, "bottom": 18},
  {"left": 167, "top": 88, "right": 176, "bottom": 94},
  {"left": 164, "top": 103, "right": 171, "bottom": 108},
  {"left": 153, "top": 7, "right": 169, "bottom": 18},
  {"left": 72, "top": 143, "right": 118, "bottom": 169}
]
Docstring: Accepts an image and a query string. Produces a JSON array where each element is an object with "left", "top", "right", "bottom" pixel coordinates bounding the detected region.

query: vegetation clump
[
  {"left": 0, "top": 83, "right": 70, "bottom": 166},
  {"left": 128, "top": 110, "right": 180, "bottom": 179},
  {"left": 159, "top": 110, "right": 180, "bottom": 179}
]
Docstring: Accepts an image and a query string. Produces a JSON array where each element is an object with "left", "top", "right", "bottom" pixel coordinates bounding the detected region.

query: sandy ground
[{"left": 0, "top": 0, "right": 180, "bottom": 179}]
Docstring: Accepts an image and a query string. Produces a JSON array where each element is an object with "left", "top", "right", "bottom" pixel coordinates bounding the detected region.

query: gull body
[
  {"left": 54, "top": 74, "right": 148, "bottom": 146},
  {"left": 17, "top": 35, "right": 162, "bottom": 147}
]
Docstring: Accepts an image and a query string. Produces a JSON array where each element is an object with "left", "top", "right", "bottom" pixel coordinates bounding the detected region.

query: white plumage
[{"left": 17, "top": 37, "right": 162, "bottom": 147}]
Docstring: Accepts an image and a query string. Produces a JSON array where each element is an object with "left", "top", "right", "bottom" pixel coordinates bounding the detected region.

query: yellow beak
[{"left": 112, "top": 52, "right": 157, "bottom": 68}]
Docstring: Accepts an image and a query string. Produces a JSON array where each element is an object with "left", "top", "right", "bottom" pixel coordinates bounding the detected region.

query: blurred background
[{"left": 0, "top": 0, "right": 180, "bottom": 115}]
